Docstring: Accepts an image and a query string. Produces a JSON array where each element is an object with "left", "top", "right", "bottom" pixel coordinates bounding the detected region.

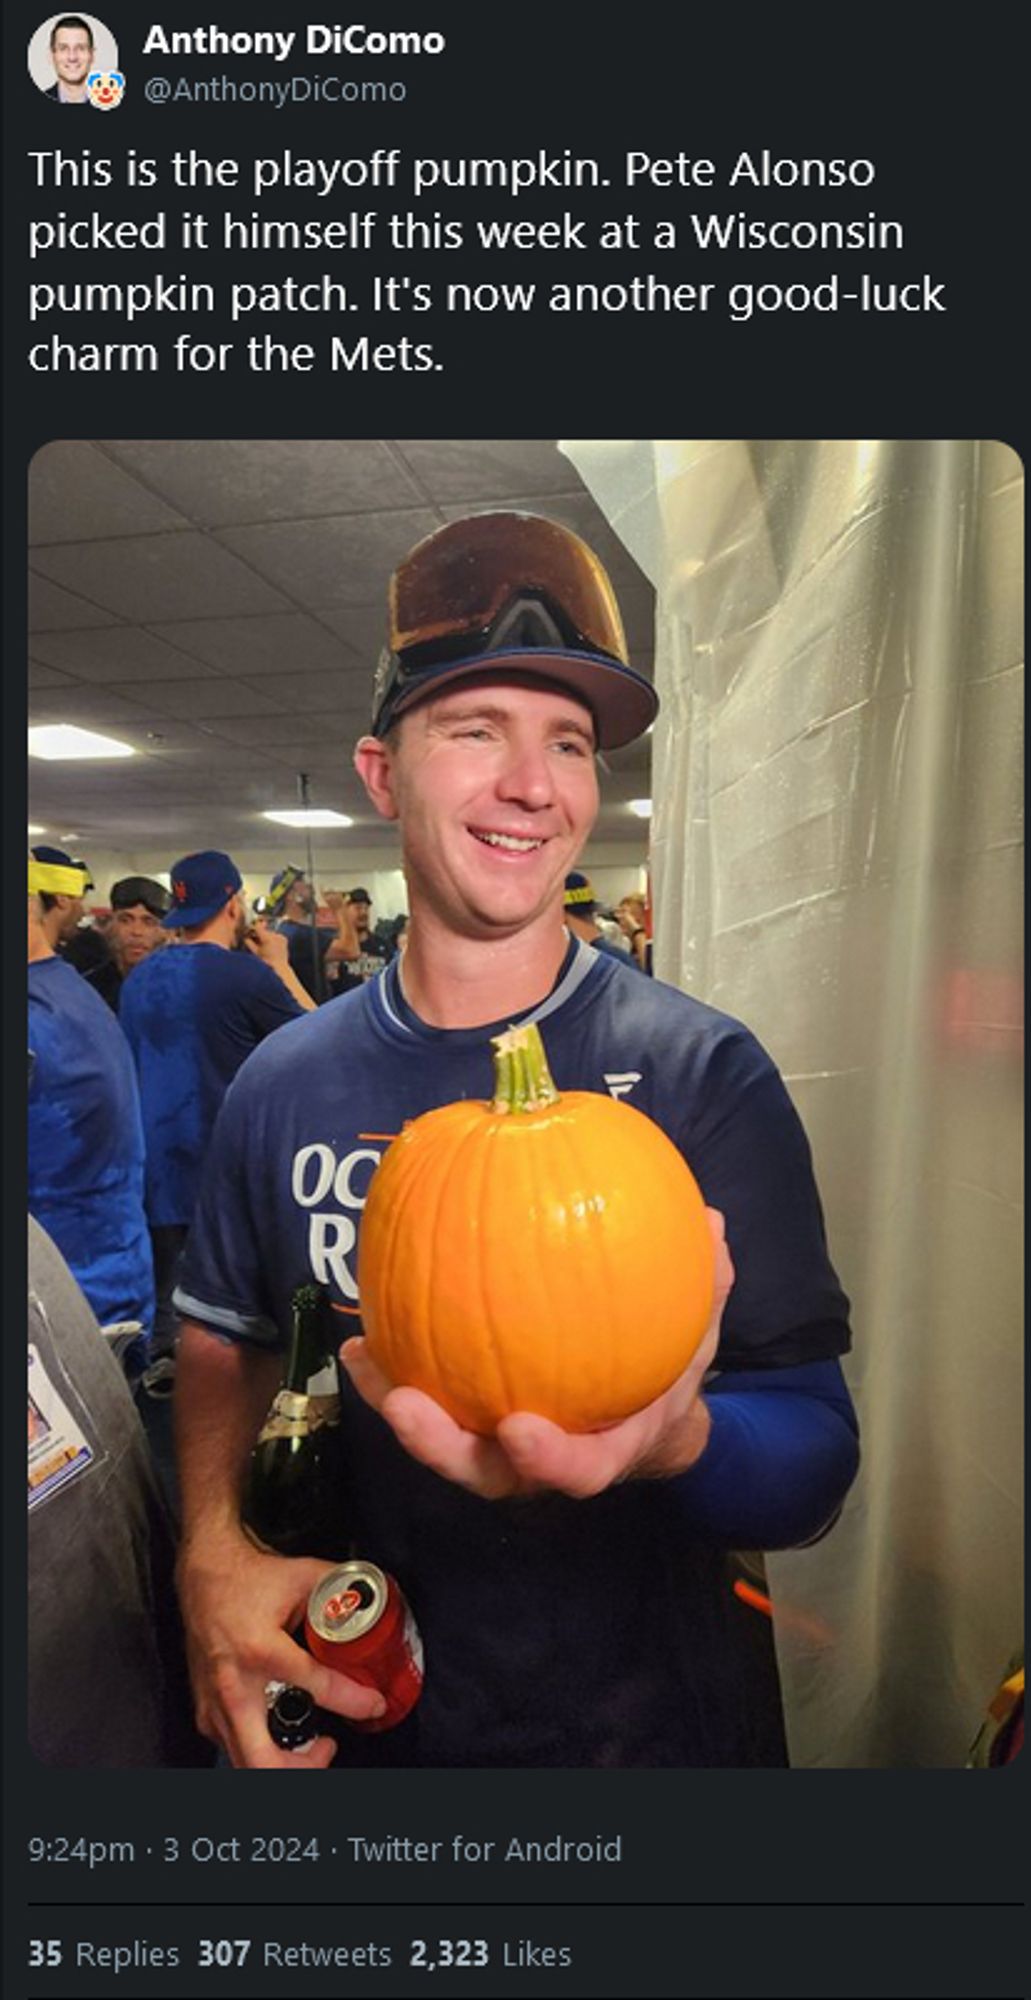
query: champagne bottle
[{"left": 242, "top": 1283, "right": 345, "bottom": 1560}]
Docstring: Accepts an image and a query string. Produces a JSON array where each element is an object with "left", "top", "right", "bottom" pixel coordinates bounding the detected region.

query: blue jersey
[
  {"left": 120, "top": 942, "right": 304, "bottom": 1228},
  {"left": 592, "top": 932, "right": 642, "bottom": 965},
  {"left": 177, "top": 941, "right": 853, "bottom": 1766},
  {"left": 28, "top": 957, "right": 154, "bottom": 1336},
  {"left": 275, "top": 919, "right": 336, "bottom": 1001}
]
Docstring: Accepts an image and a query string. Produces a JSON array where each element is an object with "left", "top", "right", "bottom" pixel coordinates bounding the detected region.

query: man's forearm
[
  {"left": 324, "top": 930, "right": 360, "bottom": 963},
  {"left": 275, "top": 962, "right": 317, "bottom": 1010},
  {"left": 175, "top": 1320, "right": 283, "bottom": 1547}
]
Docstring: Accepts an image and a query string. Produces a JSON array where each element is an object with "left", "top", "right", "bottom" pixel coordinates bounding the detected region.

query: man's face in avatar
[{"left": 50, "top": 25, "right": 94, "bottom": 88}]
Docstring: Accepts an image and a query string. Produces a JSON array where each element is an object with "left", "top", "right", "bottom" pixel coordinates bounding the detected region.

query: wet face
[
  {"left": 111, "top": 902, "right": 164, "bottom": 971},
  {"left": 50, "top": 25, "right": 94, "bottom": 86},
  {"left": 359, "top": 680, "right": 599, "bottom": 940},
  {"left": 286, "top": 881, "right": 314, "bottom": 918}
]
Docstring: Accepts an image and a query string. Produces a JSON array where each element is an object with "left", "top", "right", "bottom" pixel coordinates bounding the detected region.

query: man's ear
[{"left": 354, "top": 735, "right": 399, "bottom": 822}]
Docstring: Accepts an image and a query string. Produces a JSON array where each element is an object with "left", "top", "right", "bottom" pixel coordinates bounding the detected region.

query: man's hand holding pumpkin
[{"left": 341, "top": 1209, "right": 733, "bottom": 1502}]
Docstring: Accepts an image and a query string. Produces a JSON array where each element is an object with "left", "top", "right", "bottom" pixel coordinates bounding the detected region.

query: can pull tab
[{"left": 323, "top": 1579, "right": 375, "bottom": 1627}]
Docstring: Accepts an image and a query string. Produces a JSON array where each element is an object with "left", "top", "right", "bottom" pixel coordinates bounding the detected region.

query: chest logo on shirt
[
  {"left": 291, "top": 1142, "right": 385, "bottom": 1300},
  {"left": 603, "top": 1071, "right": 642, "bottom": 1101}
]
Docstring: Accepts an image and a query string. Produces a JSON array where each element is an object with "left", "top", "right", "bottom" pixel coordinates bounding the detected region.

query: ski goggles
[{"left": 371, "top": 512, "right": 658, "bottom": 751}]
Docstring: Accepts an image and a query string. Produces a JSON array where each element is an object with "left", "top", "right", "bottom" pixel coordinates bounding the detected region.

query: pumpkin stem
[{"left": 490, "top": 1022, "right": 561, "bottom": 1114}]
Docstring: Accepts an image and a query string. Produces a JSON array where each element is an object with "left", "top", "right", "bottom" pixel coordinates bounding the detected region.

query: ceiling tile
[
  {"left": 29, "top": 572, "right": 120, "bottom": 632},
  {"left": 131, "top": 721, "right": 285, "bottom": 765},
  {"left": 28, "top": 685, "right": 161, "bottom": 728},
  {"left": 28, "top": 659, "right": 74, "bottom": 688},
  {"left": 308, "top": 603, "right": 385, "bottom": 663},
  {"left": 30, "top": 443, "right": 190, "bottom": 543},
  {"left": 263, "top": 740, "right": 364, "bottom": 774},
  {"left": 241, "top": 669, "right": 359, "bottom": 713},
  {"left": 30, "top": 534, "right": 292, "bottom": 622},
  {"left": 102, "top": 440, "right": 426, "bottom": 526},
  {"left": 201, "top": 712, "right": 358, "bottom": 749},
  {"left": 23, "top": 441, "right": 648, "bottom": 866},
  {"left": 28, "top": 625, "right": 222, "bottom": 684},
  {"left": 216, "top": 508, "right": 438, "bottom": 606},
  {"left": 105, "top": 677, "right": 289, "bottom": 721},
  {"left": 146, "top": 611, "right": 354, "bottom": 675},
  {"left": 393, "top": 439, "right": 579, "bottom": 502}
]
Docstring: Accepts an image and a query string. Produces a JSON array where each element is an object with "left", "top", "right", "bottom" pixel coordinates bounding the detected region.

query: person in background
[
  {"left": 266, "top": 866, "right": 358, "bottom": 1002},
  {"left": 28, "top": 1216, "right": 212, "bottom": 1766},
  {"left": 65, "top": 875, "right": 172, "bottom": 1013},
  {"left": 563, "top": 870, "right": 641, "bottom": 963},
  {"left": 30, "top": 844, "right": 92, "bottom": 953},
  {"left": 615, "top": 892, "right": 653, "bottom": 974},
  {"left": 326, "top": 887, "right": 389, "bottom": 993},
  {"left": 120, "top": 851, "right": 314, "bottom": 1368},
  {"left": 28, "top": 868, "right": 154, "bottom": 1373},
  {"left": 172, "top": 509, "right": 858, "bottom": 1771}
]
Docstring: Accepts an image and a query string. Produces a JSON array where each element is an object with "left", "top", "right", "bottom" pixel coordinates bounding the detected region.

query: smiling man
[
  {"left": 44, "top": 15, "right": 95, "bottom": 102},
  {"left": 173, "top": 511, "right": 859, "bottom": 1771}
]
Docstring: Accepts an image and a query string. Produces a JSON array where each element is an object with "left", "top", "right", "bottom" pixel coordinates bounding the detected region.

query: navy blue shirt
[
  {"left": 120, "top": 942, "right": 304, "bottom": 1228},
  {"left": 177, "top": 942, "right": 854, "bottom": 1767},
  {"left": 29, "top": 957, "right": 154, "bottom": 1335},
  {"left": 275, "top": 919, "right": 336, "bottom": 1002},
  {"left": 591, "top": 932, "right": 642, "bottom": 965}
]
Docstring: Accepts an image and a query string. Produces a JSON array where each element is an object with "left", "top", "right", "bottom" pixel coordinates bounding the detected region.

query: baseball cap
[
  {"left": 370, "top": 511, "right": 659, "bottom": 751},
  {"left": 347, "top": 887, "right": 372, "bottom": 905},
  {"left": 162, "top": 852, "right": 241, "bottom": 929},
  {"left": 563, "top": 871, "right": 597, "bottom": 913},
  {"left": 267, "top": 864, "right": 304, "bottom": 914},
  {"left": 110, "top": 875, "right": 172, "bottom": 919}
]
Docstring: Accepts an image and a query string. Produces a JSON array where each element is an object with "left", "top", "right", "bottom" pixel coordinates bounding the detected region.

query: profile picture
[{"left": 27, "top": 14, "right": 121, "bottom": 103}]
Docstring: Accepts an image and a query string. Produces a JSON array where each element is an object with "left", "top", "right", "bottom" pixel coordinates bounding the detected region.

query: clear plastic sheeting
[{"left": 562, "top": 440, "right": 1023, "bottom": 1767}]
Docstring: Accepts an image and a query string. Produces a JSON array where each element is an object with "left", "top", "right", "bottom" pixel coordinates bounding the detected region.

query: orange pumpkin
[{"left": 358, "top": 1022, "right": 715, "bottom": 1435}]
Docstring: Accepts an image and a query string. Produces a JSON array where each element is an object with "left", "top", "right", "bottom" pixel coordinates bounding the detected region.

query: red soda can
[{"left": 305, "top": 1560, "right": 423, "bottom": 1733}]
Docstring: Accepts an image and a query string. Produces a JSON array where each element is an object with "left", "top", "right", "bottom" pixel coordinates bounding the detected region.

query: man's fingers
[
  {"left": 201, "top": 1654, "right": 338, "bottom": 1770},
  {"left": 339, "top": 1336, "right": 392, "bottom": 1412},
  {"left": 282, "top": 1555, "right": 346, "bottom": 1621},
  {"left": 341, "top": 1342, "right": 521, "bottom": 1497},
  {"left": 383, "top": 1388, "right": 521, "bottom": 1499},
  {"left": 705, "top": 1206, "right": 734, "bottom": 1304},
  {"left": 498, "top": 1412, "right": 641, "bottom": 1498},
  {"left": 261, "top": 1631, "right": 386, "bottom": 1724}
]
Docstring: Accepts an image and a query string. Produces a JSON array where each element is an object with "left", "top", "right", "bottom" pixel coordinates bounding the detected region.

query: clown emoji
[{"left": 86, "top": 69, "right": 124, "bottom": 109}]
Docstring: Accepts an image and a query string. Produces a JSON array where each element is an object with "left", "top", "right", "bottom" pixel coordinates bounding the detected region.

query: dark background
[{"left": 5, "top": 7, "right": 1024, "bottom": 1997}]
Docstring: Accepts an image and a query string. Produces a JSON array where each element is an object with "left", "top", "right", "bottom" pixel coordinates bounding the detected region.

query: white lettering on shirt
[
  {"left": 604, "top": 1071, "right": 642, "bottom": 1100},
  {"left": 291, "top": 1141, "right": 386, "bottom": 1300}
]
